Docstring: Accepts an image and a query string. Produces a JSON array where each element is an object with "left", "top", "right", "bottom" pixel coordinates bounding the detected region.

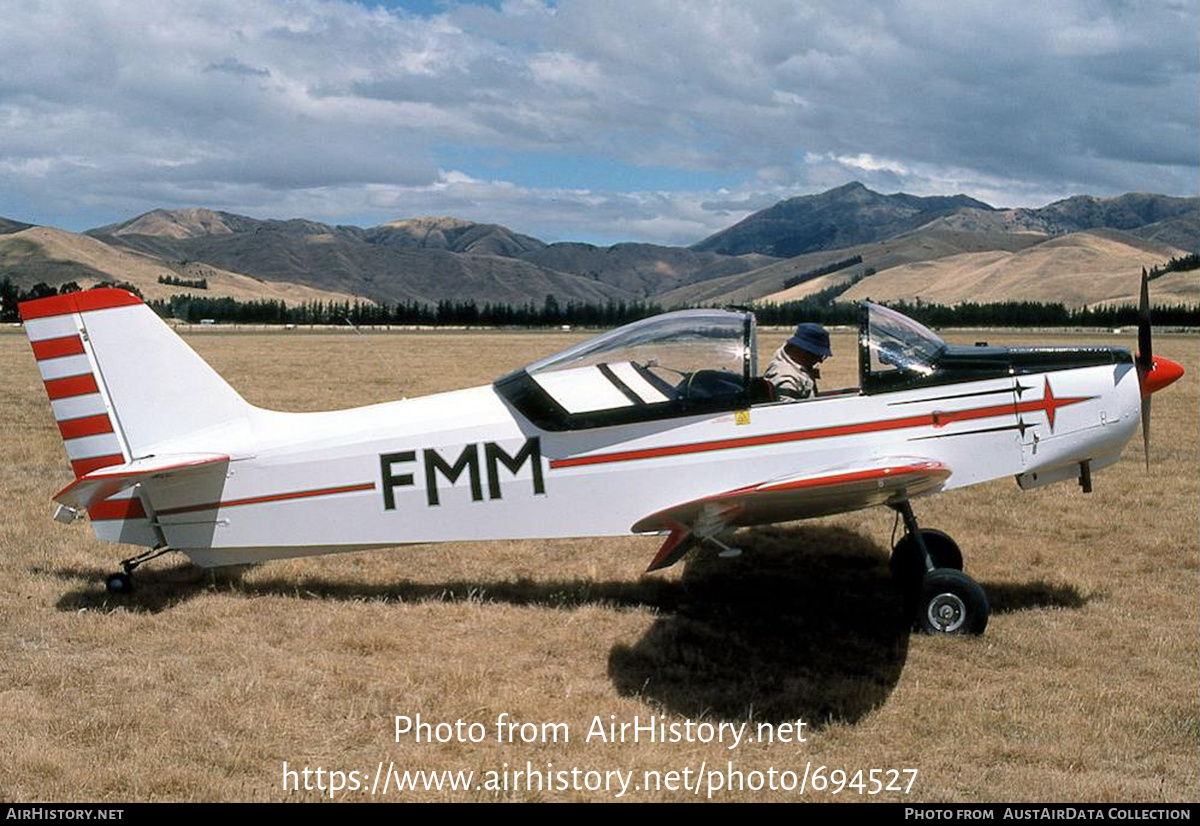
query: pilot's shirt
[{"left": 764, "top": 345, "right": 816, "bottom": 401}]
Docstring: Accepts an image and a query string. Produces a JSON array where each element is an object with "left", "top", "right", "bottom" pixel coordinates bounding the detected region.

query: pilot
[{"left": 764, "top": 322, "right": 832, "bottom": 401}]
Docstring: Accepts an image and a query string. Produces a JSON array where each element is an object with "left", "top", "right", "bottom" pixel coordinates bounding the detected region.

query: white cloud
[
  {"left": 0, "top": 0, "right": 1194, "bottom": 242},
  {"left": 833, "top": 154, "right": 911, "bottom": 177}
]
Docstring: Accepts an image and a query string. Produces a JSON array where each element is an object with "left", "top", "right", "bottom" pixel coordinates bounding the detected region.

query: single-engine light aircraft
[{"left": 20, "top": 278, "right": 1183, "bottom": 634}]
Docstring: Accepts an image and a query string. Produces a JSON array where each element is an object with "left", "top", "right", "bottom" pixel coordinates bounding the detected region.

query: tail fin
[{"left": 20, "top": 288, "right": 250, "bottom": 545}]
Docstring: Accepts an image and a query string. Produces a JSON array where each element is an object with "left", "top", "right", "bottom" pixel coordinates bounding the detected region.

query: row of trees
[
  {"left": 0, "top": 279, "right": 96, "bottom": 321},
  {"left": 1147, "top": 254, "right": 1199, "bottom": 281},
  {"left": 780, "top": 255, "right": 864, "bottom": 291},
  {"left": 146, "top": 293, "right": 669, "bottom": 327},
  {"left": 157, "top": 275, "right": 208, "bottom": 290},
  {"left": 3, "top": 277, "right": 1198, "bottom": 328}
]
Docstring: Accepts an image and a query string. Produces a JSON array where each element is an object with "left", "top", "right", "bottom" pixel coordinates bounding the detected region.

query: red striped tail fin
[{"left": 20, "top": 288, "right": 250, "bottom": 546}]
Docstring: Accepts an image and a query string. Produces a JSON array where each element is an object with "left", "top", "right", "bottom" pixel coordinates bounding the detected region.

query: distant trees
[
  {"left": 0, "top": 278, "right": 18, "bottom": 322},
  {"left": 0, "top": 279, "right": 142, "bottom": 321},
  {"left": 145, "top": 294, "right": 668, "bottom": 327},
  {"left": 755, "top": 296, "right": 1200, "bottom": 328},
  {"left": 1, "top": 275, "right": 1195, "bottom": 329},
  {"left": 780, "top": 255, "right": 863, "bottom": 291},
  {"left": 93, "top": 280, "right": 144, "bottom": 298},
  {"left": 158, "top": 275, "right": 208, "bottom": 290},
  {"left": 1147, "top": 254, "right": 1199, "bottom": 281}
]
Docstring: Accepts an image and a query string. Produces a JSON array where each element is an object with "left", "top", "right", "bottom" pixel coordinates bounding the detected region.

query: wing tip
[{"left": 645, "top": 525, "right": 695, "bottom": 572}]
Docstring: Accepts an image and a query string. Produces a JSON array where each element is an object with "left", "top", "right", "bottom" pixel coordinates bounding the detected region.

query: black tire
[
  {"left": 890, "top": 528, "right": 963, "bottom": 587},
  {"left": 916, "top": 569, "right": 988, "bottom": 635},
  {"left": 105, "top": 572, "right": 133, "bottom": 595}
]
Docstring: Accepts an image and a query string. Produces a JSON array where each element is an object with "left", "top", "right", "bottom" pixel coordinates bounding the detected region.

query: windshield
[{"left": 865, "top": 302, "right": 946, "bottom": 377}]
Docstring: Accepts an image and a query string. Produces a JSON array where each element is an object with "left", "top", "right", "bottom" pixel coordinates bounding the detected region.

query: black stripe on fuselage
[
  {"left": 888, "top": 385, "right": 1016, "bottom": 406},
  {"left": 908, "top": 422, "right": 1029, "bottom": 441}
]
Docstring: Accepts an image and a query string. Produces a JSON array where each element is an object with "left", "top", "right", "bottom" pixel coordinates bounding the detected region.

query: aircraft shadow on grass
[{"left": 49, "top": 524, "right": 1088, "bottom": 725}]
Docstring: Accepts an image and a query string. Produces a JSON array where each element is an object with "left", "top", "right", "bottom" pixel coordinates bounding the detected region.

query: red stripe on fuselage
[
  {"left": 88, "top": 498, "right": 147, "bottom": 521},
  {"left": 31, "top": 335, "right": 86, "bottom": 360},
  {"left": 551, "top": 411, "right": 934, "bottom": 469},
  {"left": 550, "top": 387, "right": 1094, "bottom": 469},
  {"left": 158, "top": 482, "right": 377, "bottom": 517}
]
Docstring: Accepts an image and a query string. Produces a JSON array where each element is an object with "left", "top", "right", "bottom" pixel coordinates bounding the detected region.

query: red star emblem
[
  {"left": 1037, "top": 377, "right": 1096, "bottom": 432},
  {"left": 1012, "top": 378, "right": 1094, "bottom": 433},
  {"left": 1042, "top": 377, "right": 1061, "bottom": 430}
]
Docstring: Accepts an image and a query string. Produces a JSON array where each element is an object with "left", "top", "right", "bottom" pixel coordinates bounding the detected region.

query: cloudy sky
[{"left": 1, "top": 0, "right": 1196, "bottom": 244}]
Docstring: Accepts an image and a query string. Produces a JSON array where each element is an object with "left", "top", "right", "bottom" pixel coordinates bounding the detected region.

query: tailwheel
[
  {"left": 104, "top": 545, "right": 174, "bottom": 596},
  {"left": 105, "top": 572, "right": 134, "bottom": 595},
  {"left": 917, "top": 569, "right": 989, "bottom": 636}
]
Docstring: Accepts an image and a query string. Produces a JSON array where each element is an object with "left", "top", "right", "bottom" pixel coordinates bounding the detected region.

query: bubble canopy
[{"left": 496, "top": 309, "right": 758, "bottom": 430}]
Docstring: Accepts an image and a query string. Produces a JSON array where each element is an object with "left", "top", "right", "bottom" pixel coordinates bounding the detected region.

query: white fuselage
[{"left": 140, "top": 364, "right": 1140, "bottom": 567}]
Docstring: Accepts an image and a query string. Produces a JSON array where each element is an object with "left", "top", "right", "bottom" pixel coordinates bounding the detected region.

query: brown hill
[
  {"left": 14, "top": 186, "right": 1193, "bottom": 313},
  {"left": 92, "top": 208, "right": 360, "bottom": 242},
  {"left": 518, "top": 242, "right": 777, "bottom": 297},
  {"left": 915, "top": 193, "right": 1199, "bottom": 252},
  {"left": 364, "top": 216, "right": 545, "bottom": 257},
  {"left": 94, "top": 209, "right": 771, "bottom": 304},
  {"left": 1087, "top": 269, "right": 1200, "bottom": 309},
  {"left": 690, "top": 182, "right": 994, "bottom": 256},
  {"left": 91, "top": 210, "right": 636, "bottom": 306},
  {"left": 693, "top": 184, "right": 1199, "bottom": 259},
  {"left": 1129, "top": 216, "right": 1200, "bottom": 253},
  {"left": 97, "top": 208, "right": 243, "bottom": 239},
  {"left": 660, "top": 230, "right": 1046, "bottom": 306},
  {"left": 0, "top": 226, "right": 365, "bottom": 306},
  {"left": 0, "top": 217, "right": 33, "bottom": 236},
  {"left": 836, "top": 230, "right": 1189, "bottom": 308}
]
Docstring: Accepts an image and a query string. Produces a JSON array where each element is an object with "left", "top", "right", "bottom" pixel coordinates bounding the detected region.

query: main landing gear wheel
[
  {"left": 917, "top": 569, "right": 989, "bottom": 636},
  {"left": 889, "top": 528, "right": 962, "bottom": 586},
  {"left": 887, "top": 501, "right": 990, "bottom": 635}
]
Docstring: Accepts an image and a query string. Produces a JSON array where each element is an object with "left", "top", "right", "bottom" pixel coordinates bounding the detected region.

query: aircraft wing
[
  {"left": 633, "top": 457, "right": 951, "bottom": 571},
  {"left": 53, "top": 453, "right": 231, "bottom": 511}
]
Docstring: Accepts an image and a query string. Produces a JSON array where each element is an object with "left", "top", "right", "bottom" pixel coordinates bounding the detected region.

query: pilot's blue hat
[{"left": 787, "top": 323, "right": 832, "bottom": 359}]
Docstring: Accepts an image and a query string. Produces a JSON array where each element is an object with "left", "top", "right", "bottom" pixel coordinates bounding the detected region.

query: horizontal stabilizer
[{"left": 54, "top": 453, "right": 231, "bottom": 511}]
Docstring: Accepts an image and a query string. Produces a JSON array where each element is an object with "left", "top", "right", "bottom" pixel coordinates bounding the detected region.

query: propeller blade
[
  {"left": 1132, "top": 268, "right": 1185, "bottom": 468},
  {"left": 1137, "top": 267, "right": 1152, "bottom": 374},
  {"left": 1141, "top": 396, "right": 1151, "bottom": 471},
  {"left": 1137, "top": 267, "right": 1153, "bottom": 469}
]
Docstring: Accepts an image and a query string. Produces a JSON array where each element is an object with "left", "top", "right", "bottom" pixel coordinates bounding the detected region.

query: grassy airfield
[{"left": 0, "top": 325, "right": 1196, "bottom": 802}]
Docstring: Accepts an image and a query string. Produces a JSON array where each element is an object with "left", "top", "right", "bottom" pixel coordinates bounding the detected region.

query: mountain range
[
  {"left": 2, "top": 183, "right": 1195, "bottom": 311},
  {"left": 690, "top": 182, "right": 1197, "bottom": 258}
]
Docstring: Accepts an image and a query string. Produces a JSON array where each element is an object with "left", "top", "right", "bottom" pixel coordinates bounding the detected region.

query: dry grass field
[{"left": 1, "top": 324, "right": 1196, "bottom": 803}]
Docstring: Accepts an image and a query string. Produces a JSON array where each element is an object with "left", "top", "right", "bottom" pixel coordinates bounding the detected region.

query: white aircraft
[{"left": 19, "top": 279, "right": 1183, "bottom": 634}]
